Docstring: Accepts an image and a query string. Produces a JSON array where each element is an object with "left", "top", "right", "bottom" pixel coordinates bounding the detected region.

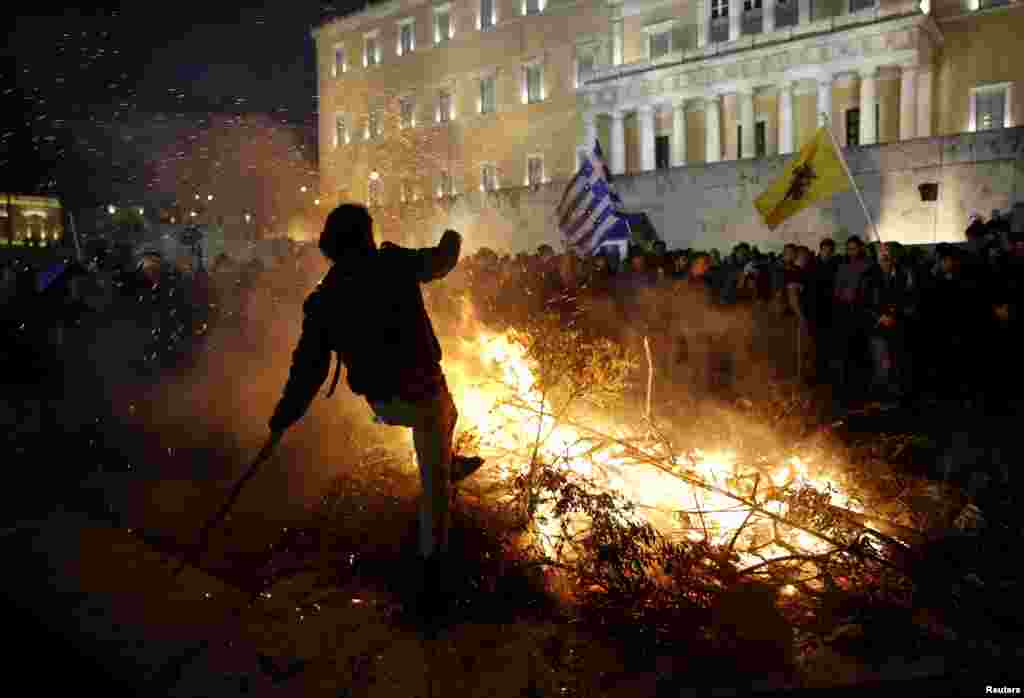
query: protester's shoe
[
  {"left": 450, "top": 455, "right": 486, "bottom": 484},
  {"left": 416, "top": 553, "right": 452, "bottom": 629}
]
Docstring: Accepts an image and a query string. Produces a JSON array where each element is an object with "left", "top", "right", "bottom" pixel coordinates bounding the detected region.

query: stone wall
[{"left": 382, "top": 125, "right": 1024, "bottom": 253}]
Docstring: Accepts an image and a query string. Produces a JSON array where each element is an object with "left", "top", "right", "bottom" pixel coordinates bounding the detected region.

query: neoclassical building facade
[{"left": 313, "top": 0, "right": 1022, "bottom": 245}]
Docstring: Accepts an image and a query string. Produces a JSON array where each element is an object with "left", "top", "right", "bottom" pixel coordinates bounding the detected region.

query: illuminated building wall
[
  {"left": 314, "top": 0, "right": 1023, "bottom": 250},
  {"left": 0, "top": 195, "right": 64, "bottom": 248}
]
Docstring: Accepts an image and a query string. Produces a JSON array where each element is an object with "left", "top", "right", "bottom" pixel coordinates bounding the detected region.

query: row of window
[
  {"left": 364, "top": 81, "right": 1010, "bottom": 205},
  {"left": 364, "top": 156, "right": 546, "bottom": 206},
  {"left": 330, "top": 0, "right": 547, "bottom": 77},
  {"left": 332, "top": 65, "right": 546, "bottom": 147}
]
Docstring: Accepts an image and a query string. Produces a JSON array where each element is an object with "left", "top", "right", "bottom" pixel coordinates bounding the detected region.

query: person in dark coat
[{"left": 268, "top": 204, "right": 483, "bottom": 621}]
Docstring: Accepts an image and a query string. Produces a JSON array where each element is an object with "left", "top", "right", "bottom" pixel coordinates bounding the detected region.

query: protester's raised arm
[{"left": 415, "top": 229, "right": 462, "bottom": 283}]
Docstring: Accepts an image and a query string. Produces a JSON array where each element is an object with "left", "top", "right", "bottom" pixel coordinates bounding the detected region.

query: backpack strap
[{"left": 325, "top": 351, "right": 342, "bottom": 398}]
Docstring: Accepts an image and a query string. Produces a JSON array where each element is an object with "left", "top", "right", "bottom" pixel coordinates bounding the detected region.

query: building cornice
[
  {"left": 314, "top": 0, "right": 598, "bottom": 41},
  {"left": 585, "top": 11, "right": 926, "bottom": 88}
]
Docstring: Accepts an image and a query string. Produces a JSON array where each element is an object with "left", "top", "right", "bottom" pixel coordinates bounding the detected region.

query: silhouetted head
[{"left": 319, "top": 204, "right": 375, "bottom": 263}]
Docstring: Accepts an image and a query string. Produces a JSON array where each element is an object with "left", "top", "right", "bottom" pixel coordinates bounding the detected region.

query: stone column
[
  {"left": 916, "top": 67, "right": 932, "bottom": 138},
  {"left": 672, "top": 98, "right": 687, "bottom": 167},
  {"left": 583, "top": 111, "right": 598, "bottom": 152},
  {"left": 899, "top": 64, "right": 917, "bottom": 141},
  {"left": 729, "top": 0, "right": 742, "bottom": 41},
  {"left": 739, "top": 89, "right": 755, "bottom": 159},
  {"left": 706, "top": 94, "right": 722, "bottom": 163},
  {"left": 699, "top": 0, "right": 711, "bottom": 47},
  {"left": 779, "top": 80, "right": 795, "bottom": 155},
  {"left": 638, "top": 104, "right": 656, "bottom": 171},
  {"left": 798, "top": 0, "right": 811, "bottom": 24},
  {"left": 764, "top": 0, "right": 776, "bottom": 33},
  {"left": 611, "top": 2, "right": 624, "bottom": 65},
  {"left": 817, "top": 75, "right": 832, "bottom": 128},
  {"left": 859, "top": 67, "right": 877, "bottom": 146},
  {"left": 610, "top": 110, "right": 626, "bottom": 174}
]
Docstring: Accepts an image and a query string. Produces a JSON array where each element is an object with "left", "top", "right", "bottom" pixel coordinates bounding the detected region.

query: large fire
[{"left": 433, "top": 302, "right": 891, "bottom": 592}]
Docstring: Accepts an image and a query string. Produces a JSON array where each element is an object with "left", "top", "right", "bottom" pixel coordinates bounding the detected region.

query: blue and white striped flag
[{"left": 556, "top": 141, "right": 631, "bottom": 257}]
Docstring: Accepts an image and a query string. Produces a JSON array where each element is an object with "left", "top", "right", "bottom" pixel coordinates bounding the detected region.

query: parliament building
[{"left": 313, "top": 0, "right": 1023, "bottom": 250}]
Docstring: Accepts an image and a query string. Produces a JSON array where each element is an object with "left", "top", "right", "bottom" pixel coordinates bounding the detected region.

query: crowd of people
[
  {"left": 440, "top": 206, "right": 1024, "bottom": 415},
  {"left": 2, "top": 204, "right": 1022, "bottom": 437}
]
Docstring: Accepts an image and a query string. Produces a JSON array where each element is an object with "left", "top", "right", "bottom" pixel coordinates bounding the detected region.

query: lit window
[
  {"left": 480, "top": 0, "right": 495, "bottom": 28},
  {"left": 334, "top": 114, "right": 347, "bottom": 147},
  {"left": 434, "top": 5, "right": 453, "bottom": 43},
  {"left": 576, "top": 53, "right": 595, "bottom": 88},
  {"left": 649, "top": 31, "right": 671, "bottom": 60},
  {"left": 364, "top": 33, "right": 379, "bottom": 66},
  {"left": 333, "top": 45, "right": 346, "bottom": 77},
  {"left": 527, "top": 155, "right": 544, "bottom": 186},
  {"left": 711, "top": 0, "right": 728, "bottom": 18},
  {"left": 479, "top": 76, "right": 496, "bottom": 114},
  {"left": 367, "top": 110, "right": 382, "bottom": 139},
  {"left": 397, "top": 19, "right": 415, "bottom": 55},
  {"left": 438, "top": 89, "right": 453, "bottom": 123},
  {"left": 481, "top": 163, "right": 498, "bottom": 191},
  {"left": 846, "top": 108, "right": 861, "bottom": 147},
  {"left": 400, "top": 97, "right": 415, "bottom": 128},
  {"left": 438, "top": 170, "right": 454, "bottom": 198},
  {"left": 368, "top": 172, "right": 382, "bottom": 207},
  {"left": 971, "top": 84, "right": 1010, "bottom": 131},
  {"left": 525, "top": 64, "right": 543, "bottom": 104}
]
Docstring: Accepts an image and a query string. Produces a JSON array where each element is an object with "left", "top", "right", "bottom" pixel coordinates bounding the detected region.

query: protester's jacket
[
  {"left": 833, "top": 258, "right": 873, "bottom": 306},
  {"left": 864, "top": 264, "right": 919, "bottom": 327},
  {"left": 269, "top": 231, "right": 460, "bottom": 433}
]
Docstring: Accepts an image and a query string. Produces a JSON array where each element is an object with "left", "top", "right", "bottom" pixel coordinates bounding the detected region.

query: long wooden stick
[
  {"left": 171, "top": 433, "right": 282, "bottom": 579},
  {"left": 820, "top": 112, "right": 883, "bottom": 243},
  {"left": 643, "top": 335, "right": 654, "bottom": 423}
]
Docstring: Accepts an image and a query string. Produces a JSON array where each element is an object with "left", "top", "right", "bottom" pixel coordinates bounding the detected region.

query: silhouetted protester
[{"left": 268, "top": 204, "right": 483, "bottom": 624}]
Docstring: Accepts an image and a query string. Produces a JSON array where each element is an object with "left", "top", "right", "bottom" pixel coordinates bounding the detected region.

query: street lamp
[
  {"left": 190, "top": 210, "right": 198, "bottom": 218},
  {"left": 107, "top": 204, "right": 117, "bottom": 215},
  {"left": 314, "top": 198, "right": 320, "bottom": 206},
  {"left": 300, "top": 185, "right": 308, "bottom": 193},
  {"left": 207, "top": 194, "right": 214, "bottom": 201},
  {"left": 137, "top": 207, "right": 144, "bottom": 216},
  {"left": 244, "top": 213, "right": 252, "bottom": 224}
]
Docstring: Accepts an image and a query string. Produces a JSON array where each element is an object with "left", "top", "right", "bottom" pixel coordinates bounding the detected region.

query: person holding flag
[
  {"left": 556, "top": 141, "right": 632, "bottom": 260},
  {"left": 754, "top": 115, "right": 881, "bottom": 395}
]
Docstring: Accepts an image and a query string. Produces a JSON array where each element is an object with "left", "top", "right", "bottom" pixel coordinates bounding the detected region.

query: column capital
[
  {"left": 610, "top": 109, "right": 625, "bottom": 120},
  {"left": 636, "top": 103, "right": 654, "bottom": 115},
  {"left": 817, "top": 73, "right": 833, "bottom": 87}
]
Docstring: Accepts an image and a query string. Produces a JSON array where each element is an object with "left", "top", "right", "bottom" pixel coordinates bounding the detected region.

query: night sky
[{"left": 1, "top": 2, "right": 363, "bottom": 215}]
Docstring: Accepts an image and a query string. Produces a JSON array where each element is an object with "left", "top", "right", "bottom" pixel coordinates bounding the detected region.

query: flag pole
[{"left": 820, "top": 112, "right": 882, "bottom": 244}]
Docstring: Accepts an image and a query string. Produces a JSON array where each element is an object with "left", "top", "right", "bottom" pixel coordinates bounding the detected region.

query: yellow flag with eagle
[{"left": 754, "top": 126, "right": 851, "bottom": 230}]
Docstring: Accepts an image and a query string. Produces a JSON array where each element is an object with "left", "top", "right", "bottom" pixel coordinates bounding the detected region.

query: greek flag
[{"left": 556, "top": 141, "right": 631, "bottom": 256}]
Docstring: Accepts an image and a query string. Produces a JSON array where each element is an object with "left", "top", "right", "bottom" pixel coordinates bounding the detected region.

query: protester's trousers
[{"left": 369, "top": 379, "right": 457, "bottom": 559}]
